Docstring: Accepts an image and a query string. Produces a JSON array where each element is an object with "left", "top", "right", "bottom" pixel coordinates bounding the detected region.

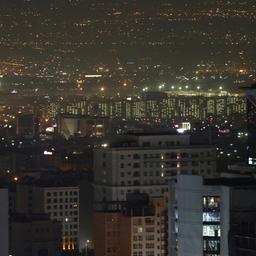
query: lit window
[
  {"left": 203, "top": 225, "right": 221, "bottom": 237},
  {"left": 203, "top": 212, "right": 220, "bottom": 222}
]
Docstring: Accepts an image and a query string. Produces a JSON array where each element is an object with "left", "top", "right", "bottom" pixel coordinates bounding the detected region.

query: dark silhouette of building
[
  {"left": 16, "top": 113, "right": 36, "bottom": 137},
  {"left": 241, "top": 83, "right": 256, "bottom": 166},
  {"left": 10, "top": 214, "right": 61, "bottom": 256}
]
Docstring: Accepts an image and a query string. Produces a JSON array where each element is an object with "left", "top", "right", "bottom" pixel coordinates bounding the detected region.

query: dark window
[{"left": 133, "top": 163, "right": 140, "bottom": 168}]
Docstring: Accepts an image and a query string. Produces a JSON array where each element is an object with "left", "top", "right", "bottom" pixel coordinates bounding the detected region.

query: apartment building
[
  {"left": 94, "top": 131, "right": 216, "bottom": 209},
  {"left": 16, "top": 178, "right": 80, "bottom": 251}
]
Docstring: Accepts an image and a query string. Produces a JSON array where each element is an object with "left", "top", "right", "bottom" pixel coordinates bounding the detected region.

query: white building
[
  {"left": 94, "top": 132, "right": 216, "bottom": 209},
  {"left": 0, "top": 188, "right": 8, "bottom": 256},
  {"left": 169, "top": 175, "right": 256, "bottom": 256}
]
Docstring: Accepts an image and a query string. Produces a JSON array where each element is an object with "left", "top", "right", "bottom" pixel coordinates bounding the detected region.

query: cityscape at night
[{"left": 0, "top": 1, "right": 256, "bottom": 256}]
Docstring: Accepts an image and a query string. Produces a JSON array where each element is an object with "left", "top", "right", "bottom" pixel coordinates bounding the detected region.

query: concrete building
[
  {"left": 169, "top": 175, "right": 256, "bottom": 256},
  {"left": 10, "top": 214, "right": 61, "bottom": 256},
  {"left": 94, "top": 193, "right": 168, "bottom": 256},
  {"left": 15, "top": 178, "right": 80, "bottom": 251},
  {"left": 241, "top": 83, "right": 256, "bottom": 166},
  {"left": 129, "top": 194, "right": 168, "bottom": 256},
  {"left": 94, "top": 211, "right": 130, "bottom": 256},
  {"left": 61, "top": 93, "right": 246, "bottom": 121},
  {"left": 94, "top": 131, "right": 216, "bottom": 210},
  {"left": 57, "top": 113, "right": 109, "bottom": 139},
  {"left": 0, "top": 188, "right": 8, "bottom": 256}
]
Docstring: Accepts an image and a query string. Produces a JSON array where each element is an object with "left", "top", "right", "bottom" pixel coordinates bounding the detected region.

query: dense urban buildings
[
  {"left": 93, "top": 131, "right": 216, "bottom": 256},
  {"left": 0, "top": 0, "right": 256, "bottom": 255}
]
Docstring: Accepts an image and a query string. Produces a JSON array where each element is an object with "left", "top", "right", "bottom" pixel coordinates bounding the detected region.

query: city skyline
[
  {"left": 0, "top": 0, "right": 255, "bottom": 98},
  {"left": 0, "top": 1, "right": 256, "bottom": 256}
]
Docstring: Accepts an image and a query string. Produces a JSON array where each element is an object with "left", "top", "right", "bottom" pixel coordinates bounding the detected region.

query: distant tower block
[
  {"left": 16, "top": 113, "right": 35, "bottom": 137},
  {"left": 240, "top": 83, "right": 256, "bottom": 166}
]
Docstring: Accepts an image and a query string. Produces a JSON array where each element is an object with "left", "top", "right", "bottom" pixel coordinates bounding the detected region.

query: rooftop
[
  {"left": 11, "top": 213, "right": 58, "bottom": 223},
  {"left": 205, "top": 177, "right": 256, "bottom": 187},
  {"left": 20, "top": 176, "right": 78, "bottom": 188}
]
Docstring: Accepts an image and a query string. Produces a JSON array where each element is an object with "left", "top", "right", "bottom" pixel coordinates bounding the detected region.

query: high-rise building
[
  {"left": 241, "top": 84, "right": 256, "bottom": 166},
  {"left": 94, "top": 193, "right": 168, "bottom": 256},
  {"left": 47, "top": 101, "right": 62, "bottom": 119},
  {"left": 16, "top": 113, "right": 36, "bottom": 137},
  {"left": 0, "top": 188, "right": 8, "bottom": 256},
  {"left": 53, "top": 94, "right": 247, "bottom": 123},
  {"left": 94, "top": 131, "right": 216, "bottom": 210},
  {"left": 169, "top": 175, "right": 256, "bottom": 256},
  {"left": 143, "top": 92, "right": 168, "bottom": 120},
  {"left": 94, "top": 211, "right": 130, "bottom": 256},
  {"left": 16, "top": 178, "right": 80, "bottom": 251},
  {"left": 132, "top": 100, "right": 146, "bottom": 119}
]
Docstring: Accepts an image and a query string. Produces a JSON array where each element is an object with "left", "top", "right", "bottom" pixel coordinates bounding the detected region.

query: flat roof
[
  {"left": 20, "top": 176, "right": 78, "bottom": 188},
  {"left": 99, "top": 144, "right": 215, "bottom": 151},
  {"left": 205, "top": 177, "right": 256, "bottom": 187}
]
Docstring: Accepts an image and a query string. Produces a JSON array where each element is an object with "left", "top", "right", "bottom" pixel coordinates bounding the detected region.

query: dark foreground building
[
  {"left": 169, "top": 175, "right": 256, "bottom": 256},
  {"left": 10, "top": 214, "right": 61, "bottom": 256}
]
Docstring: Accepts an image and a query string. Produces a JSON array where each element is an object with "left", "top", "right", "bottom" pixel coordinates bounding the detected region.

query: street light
[
  {"left": 158, "top": 83, "right": 165, "bottom": 90},
  {"left": 85, "top": 240, "right": 90, "bottom": 256}
]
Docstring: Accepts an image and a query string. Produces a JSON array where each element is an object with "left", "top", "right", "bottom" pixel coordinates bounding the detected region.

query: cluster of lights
[
  {"left": 237, "top": 132, "right": 248, "bottom": 138},
  {"left": 158, "top": 83, "right": 165, "bottom": 90}
]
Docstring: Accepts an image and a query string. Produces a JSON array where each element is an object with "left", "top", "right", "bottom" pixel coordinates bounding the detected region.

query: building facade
[
  {"left": 169, "top": 175, "right": 256, "bottom": 256},
  {"left": 57, "top": 113, "right": 109, "bottom": 139},
  {"left": 94, "top": 193, "right": 168, "bottom": 256},
  {"left": 94, "top": 132, "right": 216, "bottom": 210},
  {"left": 16, "top": 179, "right": 80, "bottom": 251}
]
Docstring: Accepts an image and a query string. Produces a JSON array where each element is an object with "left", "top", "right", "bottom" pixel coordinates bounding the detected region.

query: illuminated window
[
  {"left": 203, "top": 196, "right": 221, "bottom": 255},
  {"left": 203, "top": 212, "right": 220, "bottom": 222},
  {"left": 203, "top": 196, "right": 220, "bottom": 210},
  {"left": 203, "top": 225, "right": 221, "bottom": 237},
  {"left": 248, "top": 157, "right": 256, "bottom": 166}
]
